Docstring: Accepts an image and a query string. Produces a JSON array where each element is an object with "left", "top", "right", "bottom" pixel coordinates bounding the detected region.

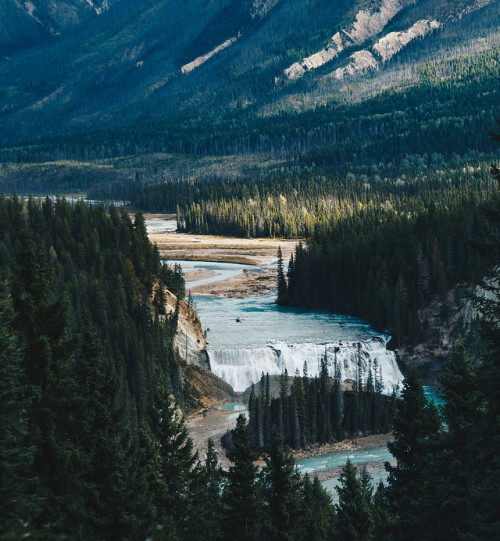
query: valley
[
  {"left": 1, "top": 0, "right": 499, "bottom": 537},
  {"left": 145, "top": 214, "right": 402, "bottom": 496}
]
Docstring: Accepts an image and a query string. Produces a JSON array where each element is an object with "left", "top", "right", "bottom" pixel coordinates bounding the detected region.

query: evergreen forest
[
  {"left": 1, "top": 158, "right": 499, "bottom": 538},
  {"left": 1, "top": 0, "right": 499, "bottom": 537},
  {"left": 246, "top": 356, "right": 396, "bottom": 451}
]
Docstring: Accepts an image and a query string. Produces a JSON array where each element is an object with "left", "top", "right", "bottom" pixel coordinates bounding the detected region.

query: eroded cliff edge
[{"left": 165, "top": 288, "right": 235, "bottom": 406}]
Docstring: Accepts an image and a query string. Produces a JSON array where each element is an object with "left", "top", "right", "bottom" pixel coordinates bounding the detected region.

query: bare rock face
[
  {"left": 162, "top": 288, "right": 235, "bottom": 405},
  {"left": 282, "top": 0, "right": 417, "bottom": 82},
  {"left": 164, "top": 289, "right": 209, "bottom": 370},
  {"left": 182, "top": 364, "right": 235, "bottom": 407},
  {"left": 395, "top": 283, "right": 481, "bottom": 383}
]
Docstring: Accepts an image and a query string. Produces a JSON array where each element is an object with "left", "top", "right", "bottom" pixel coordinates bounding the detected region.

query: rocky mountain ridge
[{"left": 0, "top": 0, "right": 498, "bottom": 145}]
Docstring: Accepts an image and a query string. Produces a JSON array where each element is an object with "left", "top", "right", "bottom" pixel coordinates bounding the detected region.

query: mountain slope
[
  {"left": 0, "top": 0, "right": 123, "bottom": 56},
  {"left": 0, "top": 0, "right": 498, "bottom": 147}
]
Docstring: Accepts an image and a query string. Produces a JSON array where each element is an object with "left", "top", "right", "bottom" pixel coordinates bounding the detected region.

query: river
[
  {"left": 173, "top": 260, "right": 404, "bottom": 395},
  {"left": 149, "top": 220, "right": 440, "bottom": 500}
]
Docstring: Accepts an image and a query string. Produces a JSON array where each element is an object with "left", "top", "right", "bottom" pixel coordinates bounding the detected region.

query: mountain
[
  {"left": 0, "top": 0, "right": 123, "bottom": 56},
  {"left": 0, "top": 0, "right": 498, "bottom": 151}
]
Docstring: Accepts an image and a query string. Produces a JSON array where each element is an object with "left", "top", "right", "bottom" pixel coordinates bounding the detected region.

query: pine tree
[
  {"left": 332, "top": 356, "right": 344, "bottom": 441},
  {"left": 372, "top": 482, "right": 393, "bottom": 541},
  {"left": 277, "top": 246, "right": 289, "bottom": 305},
  {"left": 149, "top": 382, "right": 199, "bottom": 538},
  {"left": 0, "top": 281, "right": 39, "bottom": 533},
  {"left": 335, "top": 459, "right": 374, "bottom": 540},
  {"left": 223, "top": 414, "right": 262, "bottom": 541},
  {"left": 262, "top": 430, "right": 302, "bottom": 541},
  {"left": 300, "top": 475, "right": 336, "bottom": 541},
  {"left": 386, "top": 366, "right": 442, "bottom": 539},
  {"left": 467, "top": 128, "right": 500, "bottom": 539},
  {"left": 427, "top": 339, "right": 479, "bottom": 539},
  {"left": 187, "top": 438, "right": 224, "bottom": 541}
]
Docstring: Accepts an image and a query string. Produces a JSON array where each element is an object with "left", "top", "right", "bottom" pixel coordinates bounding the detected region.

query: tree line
[
  {"left": 1, "top": 46, "right": 498, "bottom": 165},
  {"left": 278, "top": 193, "right": 489, "bottom": 346},
  {"left": 0, "top": 196, "right": 190, "bottom": 537},
  {"left": 246, "top": 353, "right": 396, "bottom": 451},
  {"left": 1, "top": 150, "right": 499, "bottom": 539}
]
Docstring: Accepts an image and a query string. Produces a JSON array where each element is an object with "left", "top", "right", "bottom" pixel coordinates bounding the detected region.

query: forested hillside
[
  {"left": 279, "top": 195, "right": 487, "bottom": 344},
  {"left": 2, "top": 180, "right": 499, "bottom": 539},
  {"left": 271, "top": 130, "right": 499, "bottom": 356},
  {"left": 0, "top": 197, "right": 186, "bottom": 536},
  {"left": 1, "top": 0, "right": 499, "bottom": 538},
  {"left": 0, "top": 0, "right": 498, "bottom": 151}
]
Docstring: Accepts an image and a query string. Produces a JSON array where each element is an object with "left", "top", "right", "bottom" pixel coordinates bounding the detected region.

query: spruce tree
[
  {"left": 300, "top": 475, "right": 336, "bottom": 541},
  {"left": 223, "top": 414, "right": 262, "bottom": 541},
  {"left": 149, "top": 382, "right": 199, "bottom": 538},
  {"left": 262, "top": 430, "right": 302, "bottom": 541},
  {"left": 187, "top": 438, "right": 224, "bottom": 541},
  {"left": 427, "top": 339, "right": 479, "bottom": 539},
  {"left": 277, "top": 246, "right": 289, "bottom": 305},
  {"left": 335, "top": 459, "right": 374, "bottom": 540},
  {"left": 0, "top": 281, "right": 39, "bottom": 533},
  {"left": 467, "top": 130, "right": 500, "bottom": 539},
  {"left": 386, "top": 366, "right": 442, "bottom": 539}
]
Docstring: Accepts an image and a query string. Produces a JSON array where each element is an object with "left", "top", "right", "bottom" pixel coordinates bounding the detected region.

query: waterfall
[{"left": 209, "top": 337, "right": 403, "bottom": 393}]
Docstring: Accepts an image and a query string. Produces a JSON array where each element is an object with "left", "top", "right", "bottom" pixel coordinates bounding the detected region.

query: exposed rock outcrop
[
  {"left": 373, "top": 19, "right": 441, "bottom": 61},
  {"left": 181, "top": 36, "right": 239, "bottom": 74},
  {"left": 165, "top": 289, "right": 209, "bottom": 369},
  {"left": 182, "top": 364, "right": 235, "bottom": 407},
  {"left": 281, "top": 0, "right": 417, "bottom": 82},
  {"left": 395, "top": 284, "right": 479, "bottom": 382}
]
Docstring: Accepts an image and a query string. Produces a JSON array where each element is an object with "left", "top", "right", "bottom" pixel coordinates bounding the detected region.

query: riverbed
[{"left": 147, "top": 217, "right": 409, "bottom": 497}]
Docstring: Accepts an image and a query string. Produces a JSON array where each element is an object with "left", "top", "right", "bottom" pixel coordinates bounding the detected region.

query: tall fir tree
[
  {"left": 0, "top": 281, "right": 39, "bottom": 534},
  {"left": 262, "top": 430, "right": 302, "bottom": 541},
  {"left": 335, "top": 459, "right": 374, "bottom": 541},
  {"left": 386, "top": 366, "right": 442, "bottom": 540},
  {"left": 277, "top": 246, "right": 289, "bottom": 305},
  {"left": 223, "top": 414, "right": 262, "bottom": 541}
]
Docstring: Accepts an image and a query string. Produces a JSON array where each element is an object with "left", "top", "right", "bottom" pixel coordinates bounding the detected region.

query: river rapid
[
  {"left": 149, "top": 219, "right": 440, "bottom": 499},
  {"left": 174, "top": 260, "right": 404, "bottom": 395}
]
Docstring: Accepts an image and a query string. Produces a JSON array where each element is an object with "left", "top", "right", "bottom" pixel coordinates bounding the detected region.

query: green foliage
[
  {"left": 385, "top": 366, "right": 442, "bottom": 539},
  {"left": 335, "top": 460, "right": 374, "bottom": 541},
  {"left": 0, "top": 281, "right": 40, "bottom": 530},
  {"left": 223, "top": 414, "right": 263, "bottom": 541},
  {"left": 249, "top": 367, "right": 395, "bottom": 450},
  {"left": 262, "top": 431, "right": 303, "bottom": 541},
  {"left": 284, "top": 194, "right": 489, "bottom": 345},
  {"left": 148, "top": 382, "right": 200, "bottom": 538},
  {"left": 0, "top": 196, "right": 184, "bottom": 538},
  {"left": 300, "top": 476, "right": 336, "bottom": 541}
]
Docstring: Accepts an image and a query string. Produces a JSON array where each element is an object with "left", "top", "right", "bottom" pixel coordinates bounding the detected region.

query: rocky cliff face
[
  {"left": 164, "top": 289, "right": 209, "bottom": 369},
  {"left": 395, "top": 283, "right": 479, "bottom": 383},
  {"left": 164, "top": 288, "right": 235, "bottom": 407}
]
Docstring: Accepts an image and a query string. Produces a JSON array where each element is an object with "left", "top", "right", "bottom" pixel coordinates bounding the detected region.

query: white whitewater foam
[{"left": 210, "top": 338, "right": 403, "bottom": 393}]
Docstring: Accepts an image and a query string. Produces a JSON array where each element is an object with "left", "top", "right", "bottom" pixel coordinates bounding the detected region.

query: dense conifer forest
[
  {"left": 246, "top": 357, "right": 396, "bottom": 451},
  {"left": 278, "top": 194, "right": 488, "bottom": 345},
  {"left": 1, "top": 0, "right": 499, "bottom": 537},
  {"left": 2, "top": 177, "right": 498, "bottom": 538}
]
